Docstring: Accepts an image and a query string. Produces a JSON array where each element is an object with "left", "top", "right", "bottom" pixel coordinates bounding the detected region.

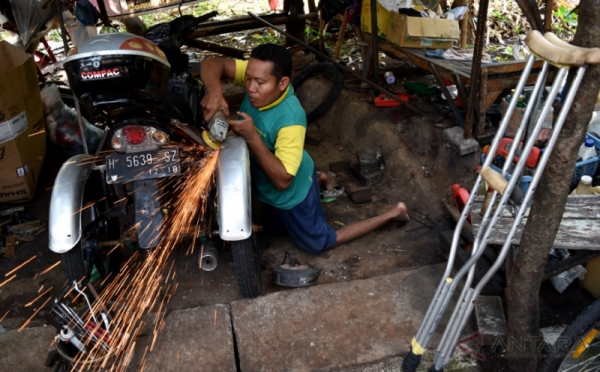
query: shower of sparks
[
  {"left": 0, "top": 310, "right": 9, "bottom": 323},
  {"left": 59, "top": 144, "right": 221, "bottom": 371}
]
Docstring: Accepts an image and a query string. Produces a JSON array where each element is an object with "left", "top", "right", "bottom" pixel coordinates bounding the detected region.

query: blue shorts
[{"left": 263, "top": 171, "right": 337, "bottom": 255}]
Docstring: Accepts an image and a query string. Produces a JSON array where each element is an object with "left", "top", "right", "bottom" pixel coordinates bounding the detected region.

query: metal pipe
[
  {"left": 199, "top": 244, "right": 219, "bottom": 271},
  {"left": 370, "top": 0, "right": 379, "bottom": 85},
  {"left": 54, "top": 0, "right": 70, "bottom": 55},
  {"left": 247, "top": 12, "right": 435, "bottom": 122}
]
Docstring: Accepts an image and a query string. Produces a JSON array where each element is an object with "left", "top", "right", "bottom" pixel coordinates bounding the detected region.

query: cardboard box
[
  {"left": 387, "top": 13, "right": 460, "bottom": 49},
  {"left": 0, "top": 41, "right": 46, "bottom": 202},
  {"left": 360, "top": 0, "right": 391, "bottom": 39}
]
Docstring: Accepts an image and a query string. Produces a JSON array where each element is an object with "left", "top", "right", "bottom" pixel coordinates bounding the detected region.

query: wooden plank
[{"left": 471, "top": 195, "right": 600, "bottom": 250}]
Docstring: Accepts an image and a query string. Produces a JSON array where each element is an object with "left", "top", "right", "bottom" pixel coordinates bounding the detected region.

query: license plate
[{"left": 105, "top": 148, "right": 180, "bottom": 184}]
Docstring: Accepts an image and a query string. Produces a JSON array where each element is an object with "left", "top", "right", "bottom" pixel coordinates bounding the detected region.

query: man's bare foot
[
  {"left": 390, "top": 202, "right": 410, "bottom": 222},
  {"left": 317, "top": 171, "right": 337, "bottom": 190}
]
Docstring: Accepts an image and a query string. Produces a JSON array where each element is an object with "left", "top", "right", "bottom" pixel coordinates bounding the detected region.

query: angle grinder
[
  {"left": 273, "top": 252, "right": 320, "bottom": 287},
  {"left": 202, "top": 110, "right": 229, "bottom": 149}
]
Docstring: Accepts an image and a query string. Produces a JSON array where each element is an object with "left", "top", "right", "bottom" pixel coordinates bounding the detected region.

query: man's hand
[
  {"left": 201, "top": 92, "right": 230, "bottom": 123},
  {"left": 199, "top": 56, "right": 237, "bottom": 121},
  {"left": 229, "top": 112, "right": 258, "bottom": 141}
]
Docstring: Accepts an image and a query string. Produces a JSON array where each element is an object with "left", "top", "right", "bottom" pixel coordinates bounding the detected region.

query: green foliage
[
  {"left": 552, "top": 5, "right": 578, "bottom": 38},
  {"left": 253, "top": 32, "right": 283, "bottom": 45}
]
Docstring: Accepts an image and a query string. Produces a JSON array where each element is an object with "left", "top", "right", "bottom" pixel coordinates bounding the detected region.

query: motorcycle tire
[
  {"left": 231, "top": 238, "right": 262, "bottom": 299},
  {"left": 539, "top": 298, "right": 600, "bottom": 372},
  {"left": 61, "top": 181, "right": 122, "bottom": 286},
  {"left": 61, "top": 219, "right": 123, "bottom": 286},
  {"left": 291, "top": 63, "right": 342, "bottom": 123}
]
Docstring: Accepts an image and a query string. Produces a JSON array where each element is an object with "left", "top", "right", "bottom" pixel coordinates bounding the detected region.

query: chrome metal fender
[
  {"left": 216, "top": 136, "right": 252, "bottom": 241},
  {"left": 49, "top": 154, "right": 95, "bottom": 253}
]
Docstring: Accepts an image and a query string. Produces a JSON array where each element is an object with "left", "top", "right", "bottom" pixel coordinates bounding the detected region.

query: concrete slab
[
  {"left": 129, "top": 304, "right": 236, "bottom": 372},
  {"left": 0, "top": 326, "right": 56, "bottom": 371},
  {"left": 231, "top": 264, "right": 476, "bottom": 371}
]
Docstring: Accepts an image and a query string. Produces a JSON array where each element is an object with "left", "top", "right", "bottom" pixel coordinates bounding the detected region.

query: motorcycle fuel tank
[{"left": 63, "top": 33, "right": 171, "bottom": 103}]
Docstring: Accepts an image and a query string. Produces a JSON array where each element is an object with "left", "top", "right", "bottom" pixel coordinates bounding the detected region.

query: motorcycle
[{"left": 48, "top": 12, "right": 262, "bottom": 298}]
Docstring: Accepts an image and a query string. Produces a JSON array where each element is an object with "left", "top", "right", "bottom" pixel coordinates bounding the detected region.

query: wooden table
[
  {"left": 471, "top": 195, "right": 600, "bottom": 250},
  {"left": 470, "top": 194, "right": 600, "bottom": 281},
  {"left": 378, "top": 42, "right": 551, "bottom": 136}
]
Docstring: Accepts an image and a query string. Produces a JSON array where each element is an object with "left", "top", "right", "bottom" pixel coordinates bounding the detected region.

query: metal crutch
[{"left": 402, "top": 31, "right": 600, "bottom": 372}]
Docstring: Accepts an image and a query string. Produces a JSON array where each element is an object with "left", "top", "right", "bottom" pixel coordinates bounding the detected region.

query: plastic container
[
  {"left": 451, "top": 184, "right": 471, "bottom": 222},
  {"left": 570, "top": 175, "right": 600, "bottom": 195},
  {"left": 578, "top": 138, "right": 597, "bottom": 161},
  {"left": 384, "top": 71, "right": 396, "bottom": 84},
  {"left": 571, "top": 133, "right": 600, "bottom": 189},
  {"left": 402, "top": 81, "right": 438, "bottom": 95},
  {"left": 496, "top": 138, "right": 541, "bottom": 168},
  {"left": 374, "top": 94, "right": 410, "bottom": 108}
]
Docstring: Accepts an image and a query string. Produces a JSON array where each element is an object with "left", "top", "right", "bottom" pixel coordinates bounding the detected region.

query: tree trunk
[{"left": 505, "top": 0, "right": 600, "bottom": 370}]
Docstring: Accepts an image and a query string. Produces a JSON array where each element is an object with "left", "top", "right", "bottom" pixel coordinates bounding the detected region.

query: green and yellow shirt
[{"left": 234, "top": 60, "right": 314, "bottom": 210}]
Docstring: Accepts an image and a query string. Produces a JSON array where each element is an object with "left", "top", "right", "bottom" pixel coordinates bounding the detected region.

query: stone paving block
[
  {"left": 129, "top": 304, "right": 236, "bottom": 372},
  {"left": 0, "top": 326, "right": 56, "bottom": 372},
  {"left": 475, "top": 295, "right": 508, "bottom": 345},
  {"left": 443, "top": 126, "right": 480, "bottom": 156},
  {"left": 231, "top": 264, "right": 471, "bottom": 371}
]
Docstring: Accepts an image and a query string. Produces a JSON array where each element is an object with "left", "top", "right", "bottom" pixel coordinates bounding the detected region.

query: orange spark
[
  {"left": 5, "top": 255, "right": 37, "bottom": 277},
  {"left": 18, "top": 297, "right": 51, "bottom": 331},
  {"left": 0, "top": 275, "right": 17, "bottom": 287},
  {"left": 38, "top": 260, "right": 61, "bottom": 276},
  {"left": 25, "top": 287, "right": 53, "bottom": 307}
]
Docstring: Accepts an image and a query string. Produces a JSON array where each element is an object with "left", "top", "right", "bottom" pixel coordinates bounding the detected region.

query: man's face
[{"left": 245, "top": 58, "right": 290, "bottom": 108}]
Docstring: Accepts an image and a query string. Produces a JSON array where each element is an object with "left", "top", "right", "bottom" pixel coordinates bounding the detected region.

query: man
[{"left": 200, "top": 44, "right": 409, "bottom": 255}]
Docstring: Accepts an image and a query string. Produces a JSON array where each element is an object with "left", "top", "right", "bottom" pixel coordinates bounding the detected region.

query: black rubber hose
[{"left": 292, "top": 63, "right": 342, "bottom": 123}]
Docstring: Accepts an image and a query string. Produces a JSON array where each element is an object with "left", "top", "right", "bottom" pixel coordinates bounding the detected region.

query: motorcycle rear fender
[
  {"left": 49, "top": 154, "right": 95, "bottom": 253},
  {"left": 217, "top": 136, "right": 252, "bottom": 241}
]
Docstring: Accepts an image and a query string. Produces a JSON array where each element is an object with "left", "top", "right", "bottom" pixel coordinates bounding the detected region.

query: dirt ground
[{"left": 0, "top": 52, "right": 596, "bottom": 371}]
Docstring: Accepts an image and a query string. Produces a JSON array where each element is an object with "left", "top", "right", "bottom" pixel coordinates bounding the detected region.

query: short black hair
[{"left": 250, "top": 43, "right": 292, "bottom": 82}]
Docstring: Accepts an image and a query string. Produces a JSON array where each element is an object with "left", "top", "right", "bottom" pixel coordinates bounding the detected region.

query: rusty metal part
[{"left": 247, "top": 12, "right": 438, "bottom": 122}]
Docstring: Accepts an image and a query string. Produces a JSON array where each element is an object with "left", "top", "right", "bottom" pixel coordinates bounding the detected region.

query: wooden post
[
  {"left": 284, "top": 0, "right": 306, "bottom": 47},
  {"left": 545, "top": 0, "right": 553, "bottom": 32},
  {"left": 463, "top": 0, "right": 489, "bottom": 139},
  {"left": 334, "top": 9, "right": 349, "bottom": 59},
  {"left": 460, "top": 0, "right": 474, "bottom": 48}
]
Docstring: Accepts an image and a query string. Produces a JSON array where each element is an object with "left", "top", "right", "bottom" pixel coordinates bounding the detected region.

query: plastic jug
[
  {"left": 451, "top": 184, "right": 471, "bottom": 223},
  {"left": 578, "top": 138, "right": 597, "bottom": 161},
  {"left": 570, "top": 175, "right": 600, "bottom": 195}
]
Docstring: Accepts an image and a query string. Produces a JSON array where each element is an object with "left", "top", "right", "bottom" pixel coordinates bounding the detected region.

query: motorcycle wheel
[
  {"left": 539, "top": 298, "right": 600, "bottom": 372},
  {"left": 291, "top": 63, "right": 342, "bottom": 123},
  {"left": 61, "top": 187, "right": 123, "bottom": 286},
  {"left": 231, "top": 237, "right": 262, "bottom": 298}
]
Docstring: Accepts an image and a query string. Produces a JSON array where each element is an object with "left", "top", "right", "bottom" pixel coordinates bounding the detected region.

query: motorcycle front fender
[
  {"left": 216, "top": 136, "right": 252, "bottom": 241},
  {"left": 49, "top": 154, "right": 95, "bottom": 253}
]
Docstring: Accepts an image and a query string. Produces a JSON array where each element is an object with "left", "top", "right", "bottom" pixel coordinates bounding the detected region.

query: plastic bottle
[
  {"left": 496, "top": 138, "right": 541, "bottom": 168},
  {"left": 570, "top": 175, "right": 600, "bottom": 195},
  {"left": 451, "top": 184, "right": 471, "bottom": 222},
  {"left": 516, "top": 95, "right": 527, "bottom": 108},
  {"left": 578, "top": 138, "right": 597, "bottom": 161},
  {"left": 384, "top": 71, "right": 396, "bottom": 84}
]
